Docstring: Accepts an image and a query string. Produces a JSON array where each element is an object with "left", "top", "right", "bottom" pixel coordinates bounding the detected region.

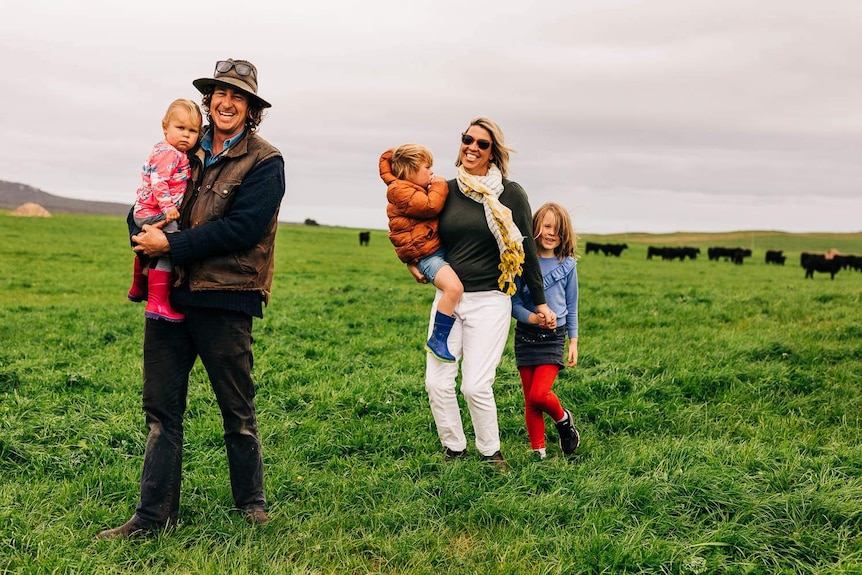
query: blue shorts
[{"left": 417, "top": 249, "right": 449, "bottom": 285}]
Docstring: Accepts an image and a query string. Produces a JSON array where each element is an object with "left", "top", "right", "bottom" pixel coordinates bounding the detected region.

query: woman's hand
[
  {"left": 133, "top": 223, "right": 171, "bottom": 257},
  {"left": 535, "top": 304, "right": 556, "bottom": 329}
]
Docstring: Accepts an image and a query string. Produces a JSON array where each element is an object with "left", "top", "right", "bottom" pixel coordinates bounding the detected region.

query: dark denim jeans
[{"left": 132, "top": 307, "right": 266, "bottom": 528}]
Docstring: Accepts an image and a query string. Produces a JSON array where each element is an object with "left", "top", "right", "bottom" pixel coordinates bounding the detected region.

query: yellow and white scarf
[{"left": 457, "top": 164, "right": 525, "bottom": 295}]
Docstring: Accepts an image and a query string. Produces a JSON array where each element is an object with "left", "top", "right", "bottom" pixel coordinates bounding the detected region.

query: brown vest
[{"left": 178, "top": 131, "right": 282, "bottom": 304}]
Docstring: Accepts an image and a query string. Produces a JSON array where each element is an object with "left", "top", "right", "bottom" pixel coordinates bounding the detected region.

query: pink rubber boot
[
  {"left": 144, "top": 269, "right": 184, "bottom": 322},
  {"left": 127, "top": 257, "right": 148, "bottom": 302}
]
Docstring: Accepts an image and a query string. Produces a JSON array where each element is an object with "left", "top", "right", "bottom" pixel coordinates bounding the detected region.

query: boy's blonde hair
[
  {"left": 391, "top": 144, "right": 434, "bottom": 181},
  {"left": 162, "top": 98, "right": 203, "bottom": 130},
  {"left": 532, "top": 202, "right": 578, "bottom": 260}
]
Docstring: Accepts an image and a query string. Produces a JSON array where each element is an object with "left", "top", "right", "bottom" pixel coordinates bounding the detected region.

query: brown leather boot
[
  {"left": 95, "top": 519, "right": 150, "bottom": 540},
  {"left": 483, "top": 450, "right": 509, "bottom": 472},
  {"left": 243, "top": 507, "right": 270, "bottom": 525}
]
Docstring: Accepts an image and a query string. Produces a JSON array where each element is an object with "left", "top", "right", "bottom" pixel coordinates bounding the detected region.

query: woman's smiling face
[{"left": 460, "top": 125, "right": 493, "bottom": 176}]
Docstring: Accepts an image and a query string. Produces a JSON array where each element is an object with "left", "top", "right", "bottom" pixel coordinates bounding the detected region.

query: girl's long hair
[{"left": 532, "top": 202, "right": 578, "bottom": 260}]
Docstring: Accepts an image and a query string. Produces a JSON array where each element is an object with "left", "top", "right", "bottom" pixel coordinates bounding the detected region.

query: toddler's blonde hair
[
  {"left": 391, "top": 144, "right": 434, "bottom": 181},
  {"left": 162, "top": 98, "right": 203, "bottom": 131}
]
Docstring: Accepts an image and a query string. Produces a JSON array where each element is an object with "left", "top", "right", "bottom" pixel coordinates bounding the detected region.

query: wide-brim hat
[{"left": 193, "top": 58, "right": 272, "bottom": 109}]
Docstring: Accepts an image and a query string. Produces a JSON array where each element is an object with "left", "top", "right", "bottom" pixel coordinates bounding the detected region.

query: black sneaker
[
  {"left": 555, "top": 409, "right": 581, "bottom": 455},
  {"left": 443, "top": 447, "right": 467, "bottom": 461}
]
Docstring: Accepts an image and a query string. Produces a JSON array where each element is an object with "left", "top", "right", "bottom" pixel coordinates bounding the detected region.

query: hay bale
[{"left": 10, "top": 203, "right": 52, "bottom": 217}]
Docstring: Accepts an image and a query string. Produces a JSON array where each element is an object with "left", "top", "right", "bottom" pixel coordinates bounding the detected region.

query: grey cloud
[{"left": 2, "top": 0, "right": 861, "bottom": 232}]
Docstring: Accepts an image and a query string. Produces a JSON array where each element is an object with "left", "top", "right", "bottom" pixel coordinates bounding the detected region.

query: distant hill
[{"left": 0, "top": 180, "right": 129, "bottom": 216}]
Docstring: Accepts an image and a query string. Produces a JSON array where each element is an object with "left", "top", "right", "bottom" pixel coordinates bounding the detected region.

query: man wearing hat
[{"left": 98, "top": 58, "right": 285, "bottom": 539}]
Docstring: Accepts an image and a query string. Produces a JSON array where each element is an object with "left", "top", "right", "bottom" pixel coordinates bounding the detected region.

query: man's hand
[{"left": 132, "top": 223, "right": 171, "bottom": 257}]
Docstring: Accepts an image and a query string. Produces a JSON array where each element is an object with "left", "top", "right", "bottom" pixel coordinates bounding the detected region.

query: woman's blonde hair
[
  {"left": 390, "top": 144, "right": 434, "bottom": 181},
  {"left": 532, "top": 202, "right": 578, "bottom": 260},
  {"left": 455, "top": 116, "right": 515, "bottom": 178},
  {"left": 162, "top": 99, "right": 203, "bottom": 130}
]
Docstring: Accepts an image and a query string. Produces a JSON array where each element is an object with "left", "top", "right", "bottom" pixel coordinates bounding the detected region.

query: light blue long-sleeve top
[{"left": 511, "top": 256, "right": 579, "bottom": 339}]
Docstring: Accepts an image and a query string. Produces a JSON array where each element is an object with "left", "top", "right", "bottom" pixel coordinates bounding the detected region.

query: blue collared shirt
[{"left": 200, "top": 128, "right": 245, "bottom": 168}]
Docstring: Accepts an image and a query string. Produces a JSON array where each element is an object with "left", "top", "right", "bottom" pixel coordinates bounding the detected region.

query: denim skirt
[{"left": 513, "top": 322, "right": 566, "bottom": 368}]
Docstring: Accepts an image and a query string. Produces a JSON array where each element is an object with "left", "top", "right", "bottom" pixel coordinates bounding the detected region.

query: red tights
[{"left": 518, "top": 364, "right": 565, "bottom": 450}]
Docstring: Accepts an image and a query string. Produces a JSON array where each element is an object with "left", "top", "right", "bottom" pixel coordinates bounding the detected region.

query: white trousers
[{"left": 425, "top": 290, "right": 512, "bottom": 457}]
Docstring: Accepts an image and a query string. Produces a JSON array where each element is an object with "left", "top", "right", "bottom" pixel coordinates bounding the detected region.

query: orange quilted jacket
[{"left": 380, "top": 149, "right": 449, "bottom": 264}]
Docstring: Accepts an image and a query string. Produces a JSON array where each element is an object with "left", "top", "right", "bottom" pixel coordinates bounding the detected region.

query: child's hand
[
  {"left": 165, "top": 207, "right": 180, "bottom": 222},
  {"left": 566, "top": 338, "right": 578, "bottom": 367},
  {"left": 407, "top": 263, "right": 428, "bottom": 284},
  {"left": 430, "top": 175, "right": 446, "bottom": 185}
]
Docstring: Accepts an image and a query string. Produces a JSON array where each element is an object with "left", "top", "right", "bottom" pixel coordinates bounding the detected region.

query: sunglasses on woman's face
[
  {"left": 461, "top": 133, "right": 491, "bottom": 150},
  {"left": 215, "top": 60, "right": 254, "bottom": 77}
]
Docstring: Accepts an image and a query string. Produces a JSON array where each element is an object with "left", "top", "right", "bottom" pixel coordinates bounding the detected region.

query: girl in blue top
[{"left": 511, "top": 202, "right": 581, "bottom": 459}]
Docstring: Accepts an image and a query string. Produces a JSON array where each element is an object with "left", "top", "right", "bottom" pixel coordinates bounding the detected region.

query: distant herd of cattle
[{"left": 583, "top": 242, "right": 861, "bottom": 280}]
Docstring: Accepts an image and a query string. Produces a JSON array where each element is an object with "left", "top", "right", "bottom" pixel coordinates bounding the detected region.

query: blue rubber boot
[{"left": 425, "top": 311, "right": 456, "bottom": 362}]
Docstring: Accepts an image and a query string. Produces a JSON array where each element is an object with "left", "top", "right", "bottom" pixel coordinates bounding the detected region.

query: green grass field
[{"left": 1, "top": 213, "right": 860, "bottom": 574}]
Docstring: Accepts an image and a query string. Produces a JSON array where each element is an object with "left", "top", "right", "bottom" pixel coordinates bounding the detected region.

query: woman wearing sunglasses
[{"left": 423, "top": 116, "right": 555, "bottom": 469}]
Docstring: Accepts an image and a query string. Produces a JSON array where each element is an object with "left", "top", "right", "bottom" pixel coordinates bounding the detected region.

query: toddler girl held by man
[{"left": 127, "top": 98, "right": 202, "bottom": 322}]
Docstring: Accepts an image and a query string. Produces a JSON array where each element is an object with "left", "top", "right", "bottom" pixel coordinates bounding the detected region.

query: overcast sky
[{"left": 2, "top": 0, "right": 860, "bottom": 234}]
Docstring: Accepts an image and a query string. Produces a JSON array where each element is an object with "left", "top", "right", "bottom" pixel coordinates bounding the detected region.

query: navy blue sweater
[{"left": 168, "top": 155, "right": 285, "bottom": 317}]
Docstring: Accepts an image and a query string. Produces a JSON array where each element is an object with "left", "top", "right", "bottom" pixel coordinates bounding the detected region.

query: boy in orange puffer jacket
[{"left": 380, "top": 144, "right": 463, "bottom": 362}]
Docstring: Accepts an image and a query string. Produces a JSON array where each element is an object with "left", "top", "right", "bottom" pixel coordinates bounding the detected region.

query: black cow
[
  {"left": 359, "top": 231, "right": 370, "bottom": 246},
  {"left": 585, "top": 242, "right": 602, "bottom": 254},
  {"left": 843, "top": 255, "right": 862, "bottom": 272},
  {"left": 731, "top": 248, "right": 752, "bottom": 265},
  {"left": 707, "top": 247, "right": 732, "bottom": 261},
  {"left": 801, "top": 252, "right": 842, "bottom": 279},
  {"left": 646, "top": 246, "right": 661, "bottom": 260},
  {"left": 647, "top": 246, "right": 685, "bottom": 261},
  {"left": 601, "top": 243, "right": 628, "bottom": 257},
  {"left": 681, "top": 247, "right": 701, "bottom": 260},
  {"left": 709, "top": 246, "right": 750, "bottom": 263},
  {"left": 765, "top": 250, "right": 786, "bottom": 265}
]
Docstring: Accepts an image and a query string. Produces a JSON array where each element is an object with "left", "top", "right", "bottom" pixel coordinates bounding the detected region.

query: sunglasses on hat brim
[{"left": 215, "top": 60, "right": 254, "bottom": 77}]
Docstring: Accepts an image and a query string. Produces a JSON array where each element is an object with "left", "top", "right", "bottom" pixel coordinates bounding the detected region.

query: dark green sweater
[{"left": 438, "top": 179, "right": 546, "bottom": 305}]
